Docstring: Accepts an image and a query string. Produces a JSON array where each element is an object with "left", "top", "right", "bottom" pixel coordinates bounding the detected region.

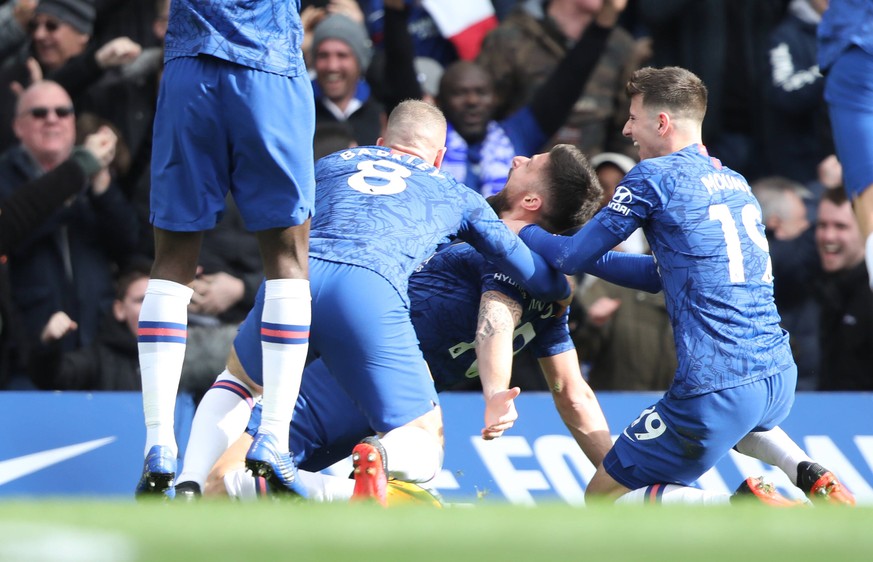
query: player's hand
[
  {"left": 482, "top": 387, "right": 521, "bottom": 440},
  {"left": 41, "top": 311, "right": 78, "bottom": 343},
  {"left": 189, "top": 272, "right": 245, "bottom": 316}
]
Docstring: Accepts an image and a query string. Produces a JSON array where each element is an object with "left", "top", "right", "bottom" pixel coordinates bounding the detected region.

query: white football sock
[
  {"left": 259, "top": 279, "right": 311, "bottom": 452},
  {"left": 297, "top": 471, "right": 355, "bottom": 502},
  {"left": 223, "top": 468, "right": 354, "bottom": 502},
  {"left": 734, "top": 427, "right": 811, "bottom": 486},
  {"left": 139, "top": 279, "right": 193, "bottom": 457},
  {"left": 378, "top": 426, "right": 444, "bottom": 482},
  {"left": 177, "top": 371, "right": 257, "bottom": 488},
  {"left": 616, "top": 484, "right": 730, "bottom": 506}
]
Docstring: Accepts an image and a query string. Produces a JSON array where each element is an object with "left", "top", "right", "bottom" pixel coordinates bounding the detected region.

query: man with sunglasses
[{"left": 0, "top": 79, "right": 138, "bottom": 386}]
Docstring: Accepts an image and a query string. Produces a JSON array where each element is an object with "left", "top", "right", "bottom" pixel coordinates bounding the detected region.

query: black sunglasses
[
  {"left": 21, "top": 106, "right": 75, "bottom": 119},
  {"left": 27, "top": 19, "right": 61, "bottom": 34}
]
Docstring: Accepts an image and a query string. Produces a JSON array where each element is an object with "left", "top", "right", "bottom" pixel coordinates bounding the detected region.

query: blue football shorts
[
  {"left": 825, "top": 46, "right": 873, "bottom": 198},
  {"left": 602, "top": 366, "right": 796, "bottom": 490},
  {"left": 150, "top": 55, "right": 315, "bottom": 231},
  {"left": 236, "top": 258, "right": 439, "bottom": 436}
]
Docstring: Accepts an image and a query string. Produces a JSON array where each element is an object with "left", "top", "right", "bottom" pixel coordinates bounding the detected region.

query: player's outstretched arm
[
  {"left": 587, "top": 251, "right": 661, "bottom": 293},
  {"left": 464, "top": 218, "right": 571, "bottom": 302},
  {"left": 476, "top": 290, "right": 523, "bottom": 440},
  {"left": 539, "top": 349, "right": 612, "bottom": 468},
  {"left": 519, "top": 219, "right": 622, "bottom": 277}
]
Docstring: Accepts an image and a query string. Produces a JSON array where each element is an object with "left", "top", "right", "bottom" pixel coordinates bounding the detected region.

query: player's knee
[
  {"left": 584, "top": 466, "right": 627, "bottom": 503},
  {"left": 405, "top": 405, "right": 445, "bottom": 446},
  {"left": 379, "top": 424, "right": 444, "bottom": 483}
]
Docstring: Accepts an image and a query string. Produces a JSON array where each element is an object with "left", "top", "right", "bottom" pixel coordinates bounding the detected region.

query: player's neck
[
  {"left": 665, "top": 133, "right": 702, "bottom": 157},
  {"left": 664, "top": 122, "right": 702, "bottom": 156},
  {"left": 387, "top": 143, "right": 437, "bottom": 167}
]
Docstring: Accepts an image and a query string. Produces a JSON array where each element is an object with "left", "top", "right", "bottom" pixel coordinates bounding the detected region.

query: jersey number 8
[{"left": 348, "top": 160, "right": 412, "bottom": 195}]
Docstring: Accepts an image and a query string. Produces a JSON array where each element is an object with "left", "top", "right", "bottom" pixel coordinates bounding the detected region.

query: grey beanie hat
[
  {"left": 311, "top": 14, "right": 372, "bottom": 73},
  {"left": 590, "top": 152, "right": 637, "bottom": 175},
  {"left": 35, "top": 0, "right": 96, "bottom": 35}
]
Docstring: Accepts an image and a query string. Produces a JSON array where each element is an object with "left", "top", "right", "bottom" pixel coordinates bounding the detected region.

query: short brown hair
[
  {"left": 539, "top": 144, "right": 603, "bottom": 234},
  {"left": 626, "top": 66, "right": 707, "bottom": 122},
  {"left": 820, "top": 186, "right": 849, "bottom": 208}
]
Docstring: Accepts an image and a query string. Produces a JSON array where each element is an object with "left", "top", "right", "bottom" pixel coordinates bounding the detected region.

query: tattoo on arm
[{"left": 476, "top": 291, "right": 523, "bottom": 344}]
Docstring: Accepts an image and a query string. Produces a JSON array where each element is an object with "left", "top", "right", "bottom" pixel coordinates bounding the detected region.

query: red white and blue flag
[{"left": 422, "top": 0, "right": 498, "bottom": 60}]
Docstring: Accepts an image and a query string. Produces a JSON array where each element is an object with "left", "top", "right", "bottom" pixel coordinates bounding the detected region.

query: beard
[{"left": 486, "top": 190, "right": 509, "bottom": 216}]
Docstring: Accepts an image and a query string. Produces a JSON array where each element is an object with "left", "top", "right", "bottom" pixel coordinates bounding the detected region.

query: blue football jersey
[
  {"left": 309, "top": 146, "right": 566, "bottom": 305},
  {"left": 594, "top": 144, "right": 794, "bottom": 397},
  {"left": 164, "top": 0, "right": 307, "bottom": 77},
  {"left": 409, "top": 242, "right": 574, "bottom": 391}
]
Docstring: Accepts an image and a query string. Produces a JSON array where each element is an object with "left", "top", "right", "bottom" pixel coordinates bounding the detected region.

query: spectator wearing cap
[
  {"left": 29, "top": 0, "right": 96, "bottom": 71},
  {"left": 309, "top": 13, "right": 385, "bottom": 146},
  {"left": 0, "top": 0, "right": 142, "bottom": 153}
]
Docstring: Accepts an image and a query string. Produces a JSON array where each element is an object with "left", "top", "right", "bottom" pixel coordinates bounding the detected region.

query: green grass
[{"left": 0, "top": 500, "right": 869, "bottom": 562}]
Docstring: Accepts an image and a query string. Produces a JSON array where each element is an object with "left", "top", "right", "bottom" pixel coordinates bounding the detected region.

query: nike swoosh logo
[{"left": 0, "top": 437, "right": 116, "bottom": 486}]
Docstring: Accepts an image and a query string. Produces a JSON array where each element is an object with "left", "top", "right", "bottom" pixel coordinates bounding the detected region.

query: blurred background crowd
[{"left": 0, "top": 0, "right": 868, "bottom": 398}]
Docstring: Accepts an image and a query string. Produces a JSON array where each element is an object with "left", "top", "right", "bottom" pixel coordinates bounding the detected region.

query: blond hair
[{"left": 382, "top": 100, "right": 447, "bottom": 155}]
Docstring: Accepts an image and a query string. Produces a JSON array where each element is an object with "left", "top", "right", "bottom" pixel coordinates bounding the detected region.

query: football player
[{"left": 509, "top": 66, "right": 853, "bottom": 506}]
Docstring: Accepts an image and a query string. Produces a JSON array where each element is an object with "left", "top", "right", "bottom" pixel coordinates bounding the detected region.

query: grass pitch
[{"left": 0, "top": 499, "right": 869, "bottom": 562}]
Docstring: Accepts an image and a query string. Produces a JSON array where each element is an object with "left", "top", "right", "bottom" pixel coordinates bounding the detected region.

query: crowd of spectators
[{"left": 0, "top": 0, "right": 868, "bottom": 394}]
